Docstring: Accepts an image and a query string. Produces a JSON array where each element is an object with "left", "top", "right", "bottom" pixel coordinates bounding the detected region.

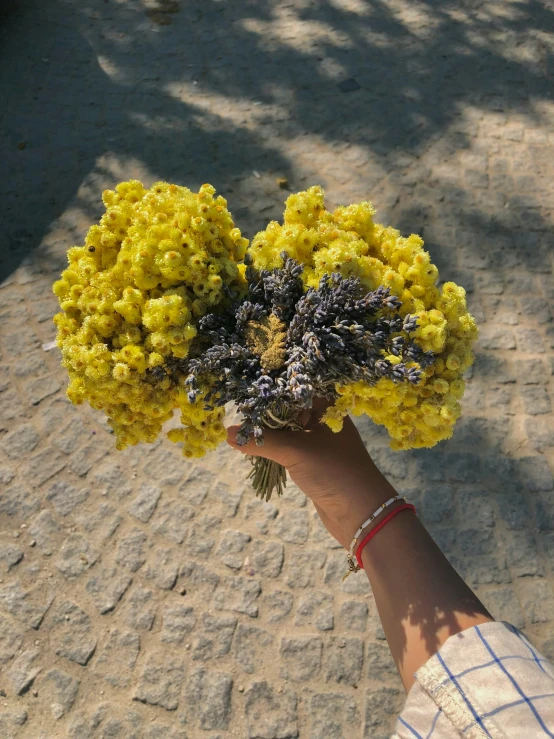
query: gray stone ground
[{"left": 1, "top": 0, "right": 554, "bottom": 736}]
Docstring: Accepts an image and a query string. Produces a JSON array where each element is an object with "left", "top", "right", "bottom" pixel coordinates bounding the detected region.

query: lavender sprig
[{"left": 168, "top": 254, "right": 433, "bottom": 450}]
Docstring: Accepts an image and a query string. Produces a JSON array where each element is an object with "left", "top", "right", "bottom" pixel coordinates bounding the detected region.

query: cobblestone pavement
[{"left": 1, "top": 0, "right": 554, "bottom": 736}]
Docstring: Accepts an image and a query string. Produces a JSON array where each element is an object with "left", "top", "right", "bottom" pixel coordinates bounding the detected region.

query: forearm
[
  {"left": 360, "top": 506, "right": 493, "bottom": 691},
  {"left": 227, "top": 413, "right": 493, "bottom": 692}
]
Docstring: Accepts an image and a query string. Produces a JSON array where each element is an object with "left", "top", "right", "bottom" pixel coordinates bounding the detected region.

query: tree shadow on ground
[
  {"left": 2, "top": 0, "right": 552, "bottom": 660},
  {"left": 1, "top": 0, "right": 553, "bottom": 280}
]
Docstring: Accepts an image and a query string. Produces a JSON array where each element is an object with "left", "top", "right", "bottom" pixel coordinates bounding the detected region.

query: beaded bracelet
[
  {"left": 342, "top": 494, "right": 404, "bottom": 581},
  {"left": 355, "top": 503, "right": 416, "bottom": 569}
]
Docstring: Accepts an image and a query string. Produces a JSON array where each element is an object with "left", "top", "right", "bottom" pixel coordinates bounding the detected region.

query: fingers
[
  {"left": 311, "top": 395, "right": 334, "bottom": 416},
  {"left": 226, "top": 398, "right": 339, "bottom": 463},
  {"left": 297, "top": 407, "right": 313, "bottom": 428},
  {"left": 225, "top": 395, "right": 341, "bottom": 470},
  {"left": 226, "top": 424, "right": 297, "bottom": 465},
  {"left": 296, "top": 396, "right": 334, "bottom": 430}
]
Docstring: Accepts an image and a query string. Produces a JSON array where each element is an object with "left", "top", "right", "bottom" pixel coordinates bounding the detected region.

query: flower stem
[
  {"left": 245, "top": 406, "right": 302, "bottom": 501},
  {"left": 247, "top": 457, "right": 287, "bottom": 502}
]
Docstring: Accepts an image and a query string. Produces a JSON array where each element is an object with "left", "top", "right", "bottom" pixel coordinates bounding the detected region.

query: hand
[{"left": 226, "top": 399, "right": 397, "bottom": 549}]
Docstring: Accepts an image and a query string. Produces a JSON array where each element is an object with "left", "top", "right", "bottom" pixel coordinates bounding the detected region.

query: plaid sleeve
[{"left": 392, "top": 621, "right": 554, "bottom": 739}]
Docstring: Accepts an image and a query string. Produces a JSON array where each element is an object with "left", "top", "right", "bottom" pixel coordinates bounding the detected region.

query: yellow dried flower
[
  {"left": 249, "top": 186, "right": 477, "bottom": 449},
  {"left": 53, "top": 180, "right": 245, "bottom": 455}
]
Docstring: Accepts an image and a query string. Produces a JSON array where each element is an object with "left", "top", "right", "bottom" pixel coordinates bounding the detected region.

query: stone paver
[{"left": 1, "top": 0, "right": 553, "bottom": 736}]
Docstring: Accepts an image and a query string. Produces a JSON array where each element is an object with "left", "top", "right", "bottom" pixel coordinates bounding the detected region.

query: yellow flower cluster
[
  {"left": 53, "top": 180, "right": 247, "bottom": 457},
  {"left": 248, "top": 186, "right": 477, "bottom": 449}
]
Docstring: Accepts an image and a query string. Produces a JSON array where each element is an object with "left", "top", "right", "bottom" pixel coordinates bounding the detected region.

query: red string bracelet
[{"left": 355, "top": 503, "right": 416, "bottom": 569}]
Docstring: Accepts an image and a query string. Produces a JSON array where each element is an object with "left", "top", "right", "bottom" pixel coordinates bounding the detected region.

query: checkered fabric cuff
[{"left": 394, "top": 621, "right": 554, "bottom": 738}]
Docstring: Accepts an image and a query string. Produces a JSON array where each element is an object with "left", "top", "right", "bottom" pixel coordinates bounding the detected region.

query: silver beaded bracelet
[{"left": 342, "top": 494, "right": 405, "bottom": 581}]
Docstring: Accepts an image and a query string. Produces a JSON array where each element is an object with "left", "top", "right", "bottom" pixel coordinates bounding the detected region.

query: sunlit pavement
[{"left": 1, "top": 1, "right": 553, "bottom": 736}]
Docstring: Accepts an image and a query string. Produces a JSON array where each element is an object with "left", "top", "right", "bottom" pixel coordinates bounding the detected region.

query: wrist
[
  {"left": 338, "top": 477, "right": 400, "bottom": 544},
  {"left": 356, "top": 501, "right": 415, "bottom": 566}
]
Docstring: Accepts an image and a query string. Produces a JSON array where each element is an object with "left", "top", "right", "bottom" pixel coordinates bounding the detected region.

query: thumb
[{"left": 226, "top": 424, "right": 298, "bottom": 466}]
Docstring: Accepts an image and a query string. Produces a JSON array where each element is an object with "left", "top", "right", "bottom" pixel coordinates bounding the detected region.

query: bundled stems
[
  {"left": 247, "top": 458, "right": 287, "bottom": 502},
  {"left": 247, "top": 408, "right": 303, "bottom": 502}
]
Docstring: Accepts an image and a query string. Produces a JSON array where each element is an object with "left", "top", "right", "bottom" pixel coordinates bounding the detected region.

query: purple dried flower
[{"left": 153, "top": 257, "right": 433, "bottom": 446}]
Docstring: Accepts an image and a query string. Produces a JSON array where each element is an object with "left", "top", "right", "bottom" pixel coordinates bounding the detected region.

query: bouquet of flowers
[{"left": 53, "top": 181, "right": 477, "bottom": 500}]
